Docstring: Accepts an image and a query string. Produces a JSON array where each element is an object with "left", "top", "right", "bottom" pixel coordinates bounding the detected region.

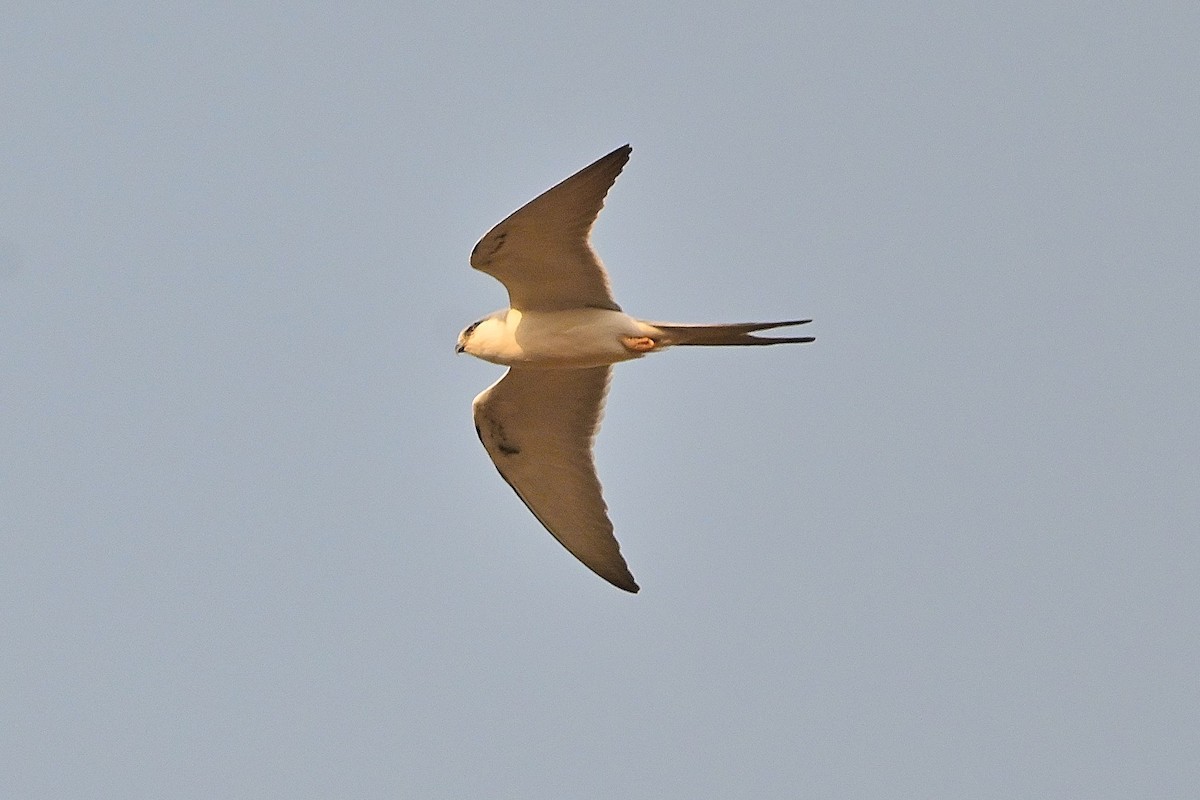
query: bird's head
[
  {"left": 455, "top": 320, "right": 480, "bottom": 354},
  {"left": 455, "top": 310, "right": 508, "bottom": 357}
]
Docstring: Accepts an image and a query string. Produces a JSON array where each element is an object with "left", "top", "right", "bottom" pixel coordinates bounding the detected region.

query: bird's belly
[{"left": 504, "top": 309, "right": 650, "bottom": 368}]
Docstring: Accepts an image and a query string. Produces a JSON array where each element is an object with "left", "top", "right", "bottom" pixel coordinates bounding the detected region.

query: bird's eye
[{"left": 464, "top": 321, "right": 481, "bottom": 336}]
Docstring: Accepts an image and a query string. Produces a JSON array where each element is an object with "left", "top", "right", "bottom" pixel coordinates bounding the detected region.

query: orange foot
[{"left": 622, "top": 335, "right": 657, "bottom": 353}]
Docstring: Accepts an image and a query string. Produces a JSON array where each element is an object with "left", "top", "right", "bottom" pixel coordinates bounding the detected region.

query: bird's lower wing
[{"left": 471, "top": 366, "right": 638, "bottom": 592}]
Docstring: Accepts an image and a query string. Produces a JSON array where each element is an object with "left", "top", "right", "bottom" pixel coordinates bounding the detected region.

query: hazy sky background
[{"left": 3, "top": 3, "right": 1197, "bottom": 797}]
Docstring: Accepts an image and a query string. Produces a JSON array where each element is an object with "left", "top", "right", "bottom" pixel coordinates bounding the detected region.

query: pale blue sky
[{"left": 2, "top": 2, "right": 1198, "bottom": 797}]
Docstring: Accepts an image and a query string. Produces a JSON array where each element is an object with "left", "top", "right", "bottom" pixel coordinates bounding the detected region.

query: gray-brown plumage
[{"left": 459, "top": 145, "right": 813, "bottom": 592}]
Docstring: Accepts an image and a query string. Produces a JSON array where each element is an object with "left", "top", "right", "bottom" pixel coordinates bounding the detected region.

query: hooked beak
[{"left": 455, "top": 342, "right": 465, "bottom": 354}]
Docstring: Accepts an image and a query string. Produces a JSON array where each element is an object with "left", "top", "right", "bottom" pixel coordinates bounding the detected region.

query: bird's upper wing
[
  {"left": 469, "top": 145, "right": 631, "bottom": 313},
  {"left": 472, "top": 365, "right": 638, "bottom": 592}
]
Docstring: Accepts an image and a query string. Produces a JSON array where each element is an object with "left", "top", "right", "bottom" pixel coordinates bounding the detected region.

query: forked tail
[{"left": 648, "top": 319, "right": 814, "bottom": 347}]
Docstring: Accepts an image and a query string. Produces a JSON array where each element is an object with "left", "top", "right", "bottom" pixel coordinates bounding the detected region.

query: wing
[
  {"left": 470, "top": 145, "right": 631, "bottom": 313},
  {"left": 471, "top": 366, "right": 638, "bottom": 592}
]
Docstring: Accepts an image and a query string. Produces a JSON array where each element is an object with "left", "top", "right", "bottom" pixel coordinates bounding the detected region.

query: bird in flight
[{"left": 458, "top": 145, "right": 813, "bottom": 592}]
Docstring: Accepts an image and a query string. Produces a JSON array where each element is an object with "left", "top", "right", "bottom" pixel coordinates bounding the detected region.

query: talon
[{"left": 622, "top": 335, "right": 657, "bottom": 353}]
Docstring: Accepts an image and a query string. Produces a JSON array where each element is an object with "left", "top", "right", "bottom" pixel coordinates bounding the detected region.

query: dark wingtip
[
  {"left": 604, "top": 144, "right": 632, "bottom": 162},
  {"left": 607, "top": 572, "right": 640, "bottom": 593}
]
